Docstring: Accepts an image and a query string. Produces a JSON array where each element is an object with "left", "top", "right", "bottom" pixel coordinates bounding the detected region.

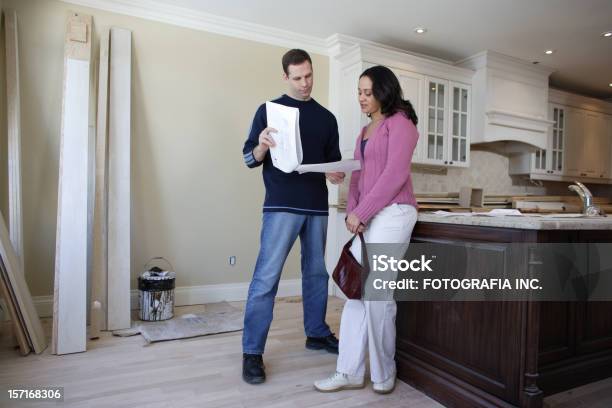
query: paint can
[{"left": 138, "top": 257, "right": 176, "bottom": 321}]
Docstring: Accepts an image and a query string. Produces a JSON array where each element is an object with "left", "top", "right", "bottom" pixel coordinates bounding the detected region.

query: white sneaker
[
  {"left": 372, "top": 373, "right": 396, "bottom": 394},
  {"left": 314, "top": 371, "right": 365, "bottom": 392}
]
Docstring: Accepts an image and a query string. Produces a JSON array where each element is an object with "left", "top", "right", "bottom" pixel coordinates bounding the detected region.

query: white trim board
[
  {"left": 92, "top": 30, "right": 110, "bottom": 332},
  {"left": 5, "top": 9, "right": 24, "bottom": 272},
  {"left": 106, "top": 27, "right": 132, "bottom": 331},
  {"left": 52, "top": 13, "right": 93, "bottom": 356},
  {"left": 60, "top": 0, "right": 329, "bottom": 55},
  {"left": 9, "top": 279, "right": 304, "bottom": 320}
]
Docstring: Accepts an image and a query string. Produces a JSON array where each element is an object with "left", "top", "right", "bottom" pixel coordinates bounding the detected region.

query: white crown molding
[
  {"left": 60, "top": 0, "right": 329, "bottom": 55},
  {"left": 4, "top": 279, "right": 305, "bottom": 319},
  {"left": 549, "top": 88, "right": 612, "bottom": 115}
]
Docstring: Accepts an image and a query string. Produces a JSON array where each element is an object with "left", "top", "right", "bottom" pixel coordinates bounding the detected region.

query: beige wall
[{"left": 4, "top": 0, "right": 330, "bottom": 296}]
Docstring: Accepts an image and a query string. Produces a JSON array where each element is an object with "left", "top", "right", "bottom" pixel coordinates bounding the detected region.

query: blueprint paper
[{"left": 296, "top": 159, "right": 361, "bottom": 174}]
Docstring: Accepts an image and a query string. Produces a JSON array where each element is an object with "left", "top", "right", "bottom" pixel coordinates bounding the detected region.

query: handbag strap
[{"left": 356, "top": 232, "right": 369, "bottom": 272}]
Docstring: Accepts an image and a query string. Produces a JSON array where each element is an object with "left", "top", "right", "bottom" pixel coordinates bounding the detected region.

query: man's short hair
[{"left": 282, "top": 49, "right": 312, "bottom": 75}]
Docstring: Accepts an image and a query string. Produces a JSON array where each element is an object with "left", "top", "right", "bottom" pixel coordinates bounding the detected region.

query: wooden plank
[
  {"left": 0, "top": 213, "right": 46, "bottom": 353},
  {"left": 107, "top": 27, "right": 132, "bottom": 331},
  {"left": 52, "top": 12, "right": 92, "bottom": 355},
  {"left": 0, "top": 261, "right": 30, "bottom": 355},
  {"left": 91, "top": 30, "right": 110, "bottom": 334},
  {"left": 5, "top": 9, "right": 24, "bottom": 273}
]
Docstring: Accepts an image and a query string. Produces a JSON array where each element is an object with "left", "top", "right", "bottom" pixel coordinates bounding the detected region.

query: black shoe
[
  {"left": 242, "top": 353, "right": 266, "bottom": 384},
  {"left": 306, "top": 333, "right": 339, "bottom": 354}
]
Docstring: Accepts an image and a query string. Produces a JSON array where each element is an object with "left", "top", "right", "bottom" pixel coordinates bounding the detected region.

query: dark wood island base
[{"left": 396, "top": 221, "right": 612, "bottom": 408}]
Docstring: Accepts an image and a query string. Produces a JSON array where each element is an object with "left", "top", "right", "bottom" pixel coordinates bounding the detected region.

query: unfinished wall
[{"left": 5, "top": 0, "right": 330, "bottom": 297}]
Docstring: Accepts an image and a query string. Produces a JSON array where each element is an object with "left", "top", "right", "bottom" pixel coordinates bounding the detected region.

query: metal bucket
[{"left": 138, "top": 257, "right": 176, "bottom": 321}]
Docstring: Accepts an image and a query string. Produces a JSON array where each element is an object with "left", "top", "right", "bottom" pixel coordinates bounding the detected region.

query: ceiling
[{"left": 166, "top": 0, "right": 612, "bottom": 100}]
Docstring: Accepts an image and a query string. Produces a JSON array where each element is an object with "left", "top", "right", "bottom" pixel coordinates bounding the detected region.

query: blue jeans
[{"left": 242, "top": 212, "right": 332, "bottom": 355}]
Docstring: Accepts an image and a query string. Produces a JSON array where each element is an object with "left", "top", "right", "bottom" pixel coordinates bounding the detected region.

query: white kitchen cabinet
[
  {"left": 565, "top": 108, "right": 610, "bottom": 180},
  {"left": 563, "top": 107, "right": 583, "bottom": 177},
  {"left": 419, "top": 77, "right": 471, "bottom": 167},
  {"left": 609, "top": 116, "right": 612, "bottom": 181},
  {"left": 510, "top": 100, "right": 612, "bottom": 184},
  {"left": 449, "top": 82, "right": 471, "bottom": 166},
  {"left": 394, "top": 69, "right": 426, "bottom": 162},
  {"left": 330, "top": 43, "right": 473, "bottom": 174},
  {"left": 530, "top": 104, "right": 566, "bottom": 176}
]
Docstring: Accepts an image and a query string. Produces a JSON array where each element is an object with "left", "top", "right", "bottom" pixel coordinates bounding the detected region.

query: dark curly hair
[{"left": 360, "top": 65, "right": 418, "bottom": 125}]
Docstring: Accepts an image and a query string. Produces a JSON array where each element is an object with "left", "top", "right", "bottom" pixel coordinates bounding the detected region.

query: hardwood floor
[
  {"left": 0, "top": 296, "right": 441, "bottom": 408},
  {"left": 1, "top": 296, "right": 611, "bottom": 407}
]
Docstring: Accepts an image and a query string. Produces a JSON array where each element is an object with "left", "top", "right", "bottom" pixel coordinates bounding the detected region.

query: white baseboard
[
  {"left": 2, "top": 279, "right": 304, "bottom": 319},
  {"left": 131, "top": 278, "right": 303, "bottom": 310}
]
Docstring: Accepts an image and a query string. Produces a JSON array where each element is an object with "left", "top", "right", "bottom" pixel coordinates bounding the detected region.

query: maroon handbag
[{"left": 332, "top": 233, "right": 369, "bottom": 299}]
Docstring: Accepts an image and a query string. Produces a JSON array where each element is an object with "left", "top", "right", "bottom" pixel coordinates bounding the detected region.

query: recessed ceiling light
[
  {"left": 602, "top": 31, "right": 612, "bottom": 38},
  {"left": 414, "top": 27, "right": 427, "bottom": 34},
  {"left": 545, "top": 49, "right": 555, "bottom": 55}
]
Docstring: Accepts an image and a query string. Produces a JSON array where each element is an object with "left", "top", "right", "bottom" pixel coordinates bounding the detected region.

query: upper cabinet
[
  {"left": 420, "top": 78, "right": 471, "bottom": 167},
  {"left": 509, "top": 89, "right": 612, "bottom": 184},
  {"left": 330, "top": 43, "right": 473, "bottom": 170},
  {"left": 525, "top": 104, "right": 566, "bottom": 176}
]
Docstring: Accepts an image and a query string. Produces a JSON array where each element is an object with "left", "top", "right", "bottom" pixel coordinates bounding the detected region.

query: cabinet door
[
  {"left": 549, "top": 105, "right": 566, "bottom": 175},
  {"left": 532, "top": 104, "right": 565, "bottom": 175},
  {"left": 448, "top": 82, "right": 470, "bottom": 167},
  {"left": 581, "top": 111, "right": 608, "bottom": 178},
  {"left": 395, "top": 69, "right": 425, "bottom": 163},
  {"left": 338, "top": 62, "right": 366, "bottom": 154},
  {"left": 563, "top": 108, "right": 584, "bottom": 177},
  {"left": 609, "top": 116, "right": 612, "bottom": 180},
  {"left": 423, "top": 77, "right": 448, "bottom": 165}
]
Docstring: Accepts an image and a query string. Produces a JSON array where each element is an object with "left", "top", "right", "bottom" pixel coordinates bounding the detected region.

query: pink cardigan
[{"left": 346, "top": 111, "right": 419, "bottom": 224}]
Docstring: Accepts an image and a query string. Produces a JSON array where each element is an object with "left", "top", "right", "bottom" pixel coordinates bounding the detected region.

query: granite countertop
[
  {"left": 417, "top": 212, "right": 612, "bottom": 230},
  {"left": 331, "top": 205, "right": 612, "bottom": 230}
]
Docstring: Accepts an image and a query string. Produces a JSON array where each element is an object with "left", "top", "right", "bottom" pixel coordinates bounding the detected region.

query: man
[{"left": 241, "top": 49, "right": 345, "bottom": 385}]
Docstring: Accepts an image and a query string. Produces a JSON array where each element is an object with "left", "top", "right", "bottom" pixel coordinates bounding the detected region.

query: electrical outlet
[{"left": 229, "top": 256, "right": 236, "bottom": 266}]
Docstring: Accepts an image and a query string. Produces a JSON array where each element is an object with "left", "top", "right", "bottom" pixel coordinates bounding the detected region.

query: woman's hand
[
  {"left": 346, "top": 212, "right": 365, "bottom": 234},
  {"left": 325, "top": 172, "right": 345, "bottom": 184}
]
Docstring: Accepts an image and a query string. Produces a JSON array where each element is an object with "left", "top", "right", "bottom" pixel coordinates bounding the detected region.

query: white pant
[{"left": 336, "top": 204, "right": 417, "bottom": 383}]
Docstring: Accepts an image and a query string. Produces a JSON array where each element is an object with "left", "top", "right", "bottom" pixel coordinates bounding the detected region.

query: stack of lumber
[
  {"left": 52, "top": 12, "right": 133, "bottom": 355},
  {"left": 416, "top": 192, "right": 514, "bottom": 212},
  {"left": 415, "top": 193, "right": 612, "bottom": 214},
  {"left": 511, "top": 196, "right": 612, "bottom": 213}
]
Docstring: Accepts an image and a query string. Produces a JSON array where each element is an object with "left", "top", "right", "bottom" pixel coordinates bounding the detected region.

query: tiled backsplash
[
  {"left": 412, "top": 149, "right": 547, "bottom": 195},
  {"left": 339, "top": 148, "right": 612, "bottom": 202}
]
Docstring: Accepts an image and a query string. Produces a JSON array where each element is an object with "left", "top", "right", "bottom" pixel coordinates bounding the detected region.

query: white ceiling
[{"left": 166, "top": 0, "right": 612, "bottom": 100}]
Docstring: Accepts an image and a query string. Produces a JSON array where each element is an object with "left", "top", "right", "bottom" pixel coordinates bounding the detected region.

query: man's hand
[
  {"left": 325, "top": 172, "right": 345, "bottom": 184},
  {"left": 253, "top": 127, "right": 277, "bottom": 162},
  {"left": 346, "top": 212, "right": 365, "bottom": 234}
]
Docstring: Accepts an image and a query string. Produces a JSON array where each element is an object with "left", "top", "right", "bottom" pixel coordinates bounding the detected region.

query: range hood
[{"left": 457, "top": 50, "right": 555, "bottom": 154}]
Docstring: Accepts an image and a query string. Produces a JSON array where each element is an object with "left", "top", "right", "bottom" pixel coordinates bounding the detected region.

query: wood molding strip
[
  {"left": 52, "top": 12, "right": 93, "bottom": 355},
  {"left": 5, "top": 9, "right": 24, "bottom": 273},
  {"left": 106, "top": 26, "right": 131, "bottom": 331}
]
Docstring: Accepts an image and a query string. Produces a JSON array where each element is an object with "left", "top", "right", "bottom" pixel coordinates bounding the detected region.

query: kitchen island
[{"left": 396, "top": 213, "right": 612, "bottom": 408}]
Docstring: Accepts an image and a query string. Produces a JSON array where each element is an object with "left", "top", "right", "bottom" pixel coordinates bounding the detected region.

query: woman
[{"left": 314, "top": 65, "right": 419, "bottom": 394}]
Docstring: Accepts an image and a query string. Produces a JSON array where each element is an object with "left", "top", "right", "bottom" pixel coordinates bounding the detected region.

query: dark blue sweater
[{"left": 243, "top": 94, "right": 341, "bottom": 216}]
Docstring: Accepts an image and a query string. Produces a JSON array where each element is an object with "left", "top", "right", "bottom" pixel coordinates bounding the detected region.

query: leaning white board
[
  {"left": 92, "top": 30, "right": 110, "bottom": 334},
  {"left": 107, "top": 27, "right": 132, "bottom": 331},
  {"left": 5, "top": 9, "right": 24, "bottom": 273},
  {"left": 52, "top": 13, "right": 92, "bottom": 355}
]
